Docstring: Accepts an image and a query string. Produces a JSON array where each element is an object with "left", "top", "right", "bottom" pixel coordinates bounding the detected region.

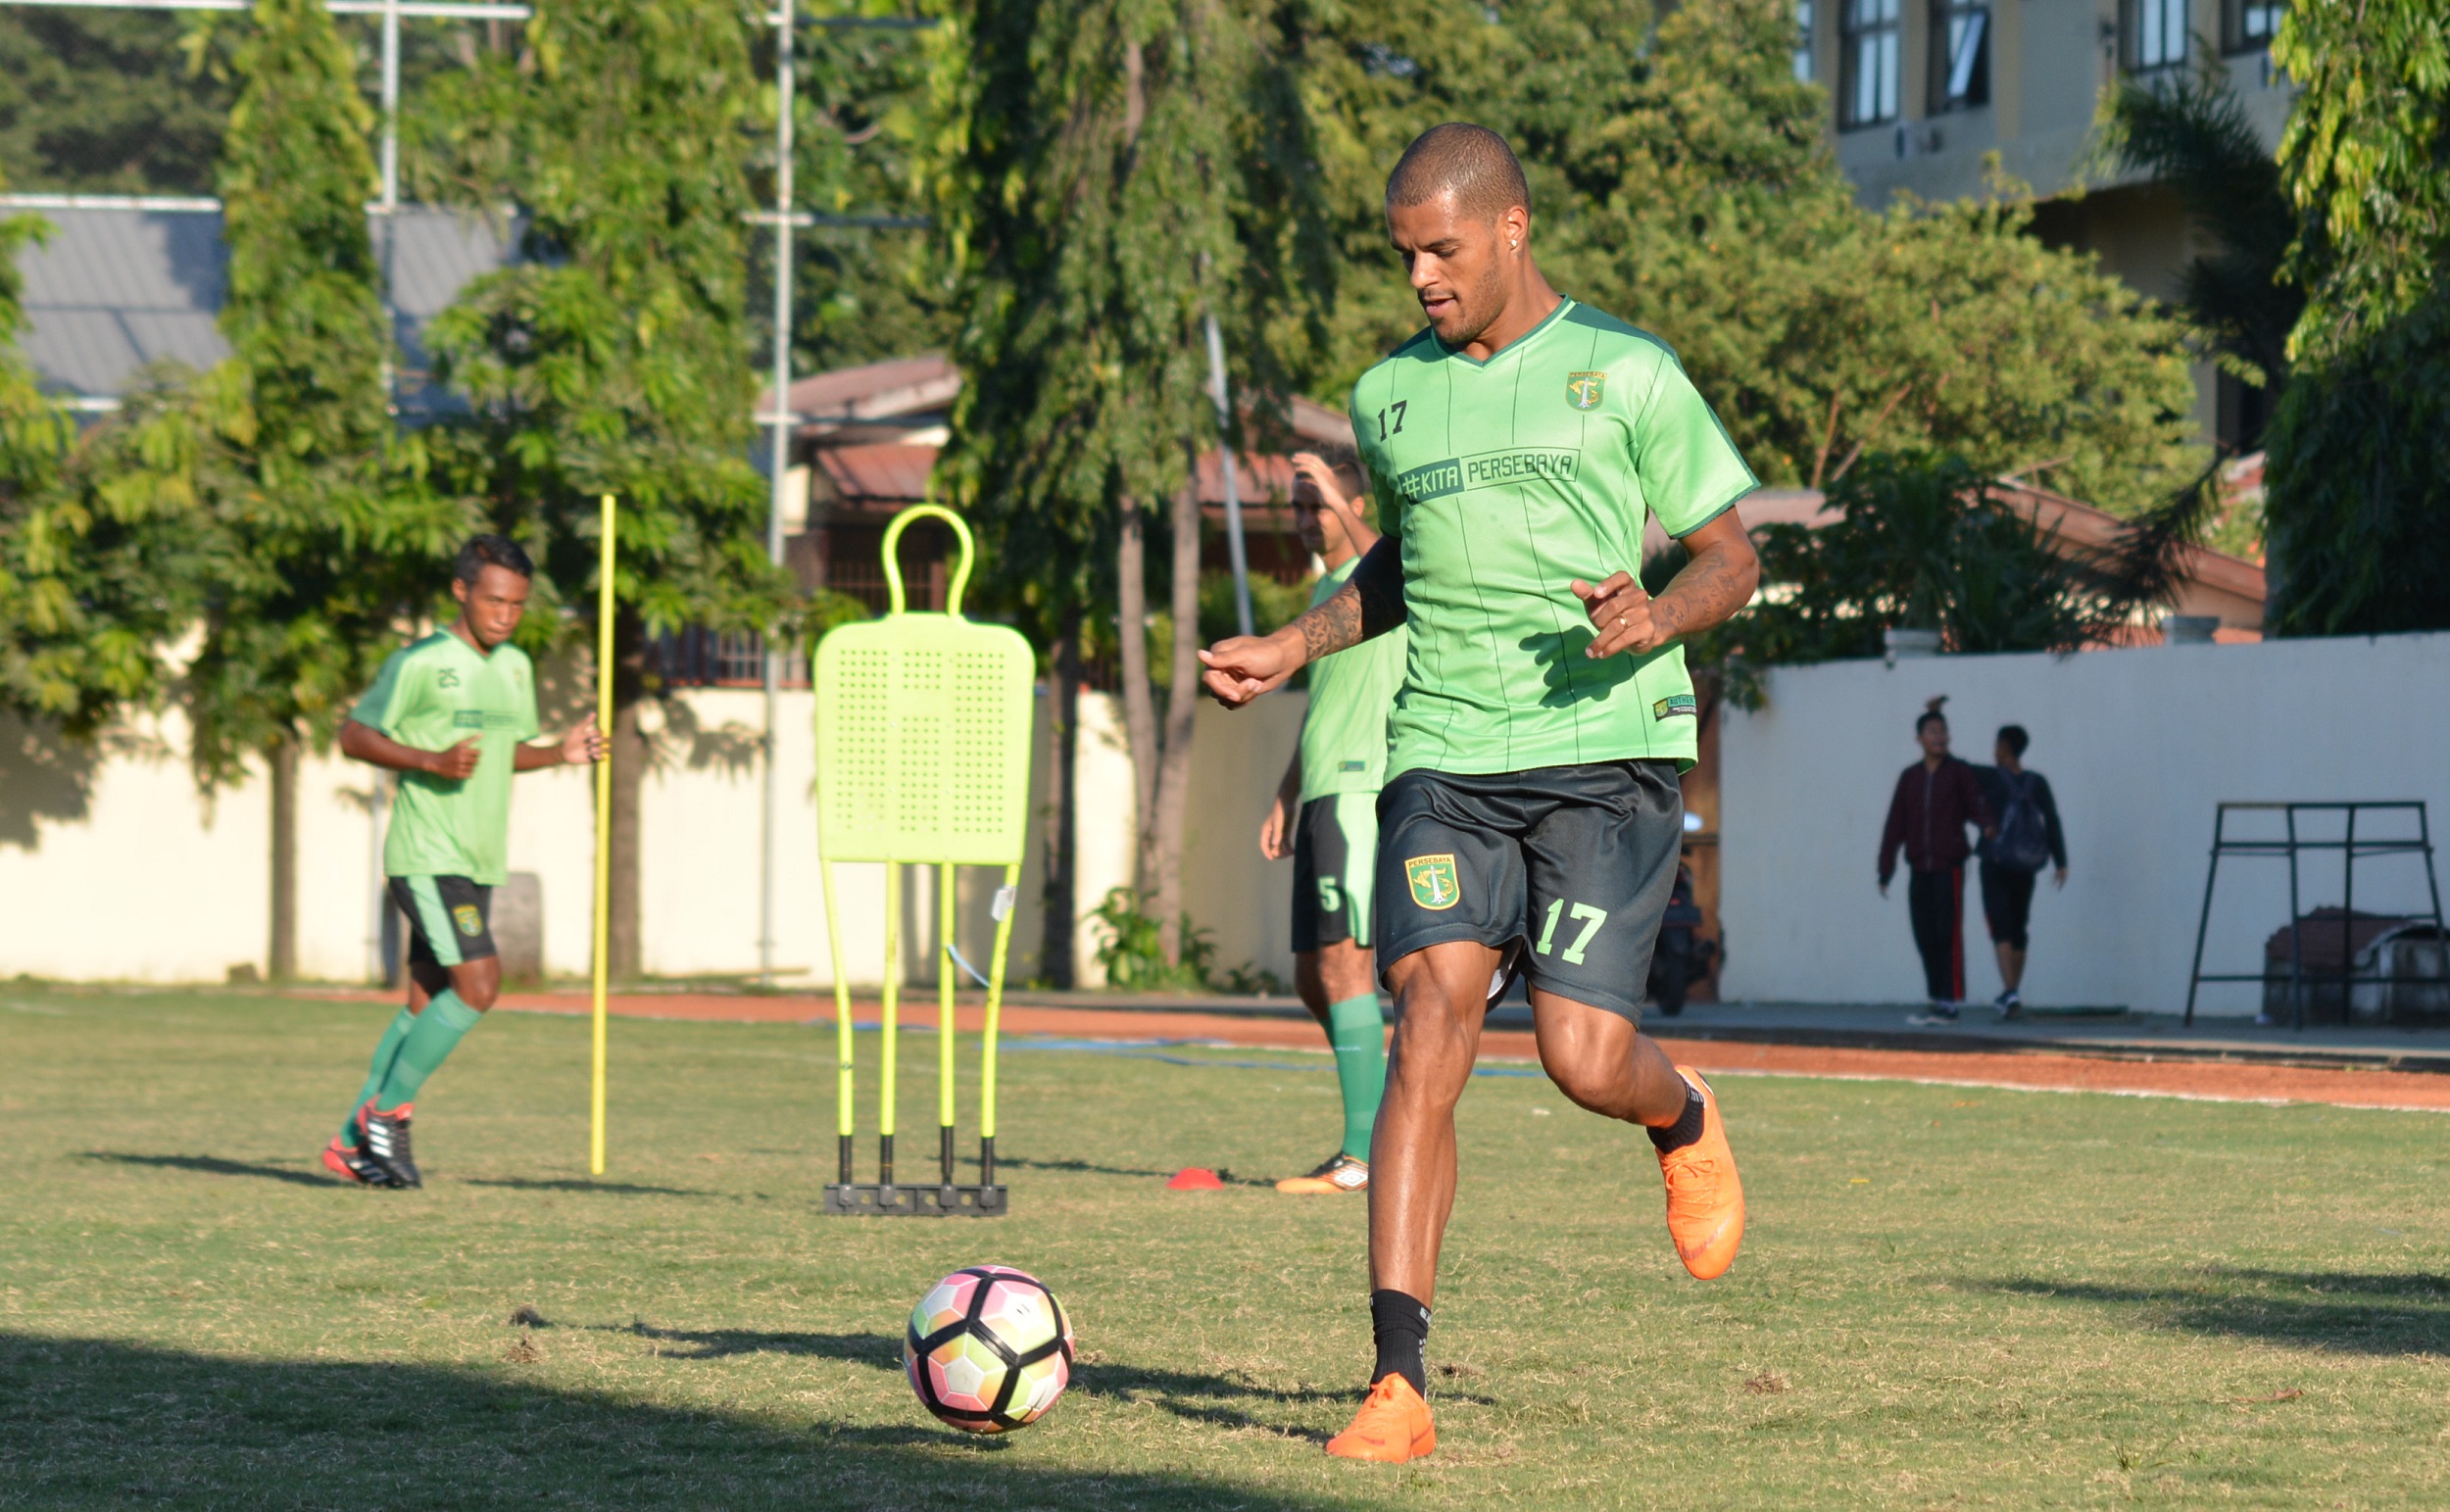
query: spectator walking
[
  {"left": 1878, "top": 698, "right": 1992, "bottom": 1021},
  {"left": 1974, "top": 724, "right": 2068, "bottom": 1018}
]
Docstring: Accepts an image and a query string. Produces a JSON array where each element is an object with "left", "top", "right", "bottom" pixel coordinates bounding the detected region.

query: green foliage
[
  {"left": 0, "top": 183, "right": 150, "bottom": 735},
  {"left": 1280, "top": 0, "right": 2203, "bottom": 518},
  {"left": 0, "top": 10, "right": 232, "bottom": 194},
  {"left": 2097, "top": 57, "right": 2301, "bottom": 395},
  {"left": 1733, "top": 453, "right": 2122, "bottom": 672},
  {"left": 2260, "top": 0, "right": 2450, "bottom": 636},
  {"left": 2273, "top": 0, "right": 2450, "bottom": 364},
  {"left": 416, "top": 0, "right": 786, "bottom": 652},
  {"left": 159, "top": 0, "right": 464, "bottom": 787},
  {"left": 2261, "top": 286, "right": 2450, "bottom": 636},
  {"left": 1086, "top": 885, "right": 1215, "bottom": 991},
  {"left": 1588, "top": 1, "right": 2202, "bottom": 515},
  {"left": 767, "top": 21, "right": 950, "bottom": 371},
  {"left": 932, "top": 0, "right": 1298, "bottom": 642}
]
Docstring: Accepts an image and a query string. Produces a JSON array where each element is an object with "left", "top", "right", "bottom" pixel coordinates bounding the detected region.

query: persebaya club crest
[
  {"left": 453, "top": 904, "right": 485, "bottom": 938},
  {"left": 1405, "top": 854, "right": 1461, "bottom": 911},
  {"left": 1565, "top": 371, "right": 1605, "bottom": 411}
]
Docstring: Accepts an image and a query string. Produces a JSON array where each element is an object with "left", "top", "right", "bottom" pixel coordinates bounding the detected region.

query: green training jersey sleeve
[
  {"left": 351, "top": 631, "right": 543, "bottom": 885},
  {"left": 1297, "top": 558, "right": 1407, "bottom": 803},
  {"left": 1348, "top": 297, "right": 1756, "bottom": 778}
]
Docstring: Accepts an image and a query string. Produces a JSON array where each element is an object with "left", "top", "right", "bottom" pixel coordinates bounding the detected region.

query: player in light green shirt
[
  {"left": 320, "top": 535, "right": 606, "bottom": 1190},
  {"left": 1200, "top": 125, "right": 1765, "bottom": 1459},
  {"left": 1256, "top": 452, "right": 1406, "bottom": 1196}
]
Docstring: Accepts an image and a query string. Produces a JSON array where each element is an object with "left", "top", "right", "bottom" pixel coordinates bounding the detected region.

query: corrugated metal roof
[{"left": 8, "top": 201, "right": 518, "bottom": 408}]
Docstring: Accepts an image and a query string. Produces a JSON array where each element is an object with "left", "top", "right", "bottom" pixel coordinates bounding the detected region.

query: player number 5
[{"left": 1535, "top": 900, "right": 1609, "bottom": 965}]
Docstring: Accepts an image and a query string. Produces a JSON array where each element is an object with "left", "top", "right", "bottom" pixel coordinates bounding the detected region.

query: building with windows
[{"left": 1798, "top": 0, "right": 2293, "bottom": 452}]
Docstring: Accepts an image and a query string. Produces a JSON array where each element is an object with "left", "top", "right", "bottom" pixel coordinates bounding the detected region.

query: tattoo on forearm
[
  {"left": 1652, "top": 541, "right": 1753, "bottom": 643},
  {"left": 1297, "top": 585, "right": 1364, "bottom": 662}
]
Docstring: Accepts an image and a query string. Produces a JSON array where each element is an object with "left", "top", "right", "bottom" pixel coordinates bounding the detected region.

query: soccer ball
[{"left": 904, "top": 1264, "right": 1075, "bottom": 1432}]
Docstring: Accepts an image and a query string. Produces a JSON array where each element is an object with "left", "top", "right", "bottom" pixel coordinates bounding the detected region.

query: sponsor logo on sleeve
[
  {"left": 1651, "top": 693, "right": 1698, "bottom": 721},
  {"left": 1566, "top": 371, "right": 1606, "bottom": 411},
  {"left": 1404, "top": 854, "right": 1462, "bottom": 911}
]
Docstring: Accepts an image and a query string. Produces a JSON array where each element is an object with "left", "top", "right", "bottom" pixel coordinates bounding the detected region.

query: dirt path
[{"left": 451, "top": 991, "right": 2450, "bottom": 1114}]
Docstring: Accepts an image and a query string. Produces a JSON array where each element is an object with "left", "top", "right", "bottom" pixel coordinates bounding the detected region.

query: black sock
[
  {"left": 1368, "top": 1289, "right": 1431, "bottom": 1396},
  {"left": 1647, "top": 1084, "right": 1706, "bottom": 1154}
]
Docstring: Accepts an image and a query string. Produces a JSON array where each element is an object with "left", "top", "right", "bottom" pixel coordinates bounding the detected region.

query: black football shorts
[
  {"left": 1374, "top": 760, "right": 1684, "bottom": 1022},
  {"left": 389, "top": 875, "right": 497, "bottom": 970},
  {"left": 1292, "top": 793, "right": 1380, "bottom": 953}
]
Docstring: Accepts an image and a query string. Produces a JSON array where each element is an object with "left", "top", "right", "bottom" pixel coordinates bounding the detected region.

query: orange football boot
[
  {"left": 1657, "top": 1067, "right": 1744, "bottom": 1279},
  {"left": 1325, "top": 1374, "right": 1437, "bottom": 1463}
]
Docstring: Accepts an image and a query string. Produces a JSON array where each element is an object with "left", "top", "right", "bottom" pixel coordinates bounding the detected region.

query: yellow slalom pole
[
  {"left": 879, "top": 860, "right": 900, "bottom": 1186},
  {"left": 823, "top": 859, "right": 854, "bottom": 1185},
  {"left": 589, "top": 493, "right": 615, "bottom": 1176},
  {"left": 978, "top": 860, "right": 1020, "bottom": 1186},
  {"left": 937, "top": 860, "right": 956, "bottom": 1184}
]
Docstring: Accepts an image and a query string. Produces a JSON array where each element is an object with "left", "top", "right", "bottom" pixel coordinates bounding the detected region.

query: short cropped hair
[
  {"left": 1916, "top": 695, "right": 1948, "bottom": 734},
  {"left": 1997, "top": 724, "right": 2030, "bottom": 757},
  {"left": 1386, "top": 122, "right": 1531, "bottom": 224},
  {"left": 455, "top": 533, "right": 534, "bottom": 584}
]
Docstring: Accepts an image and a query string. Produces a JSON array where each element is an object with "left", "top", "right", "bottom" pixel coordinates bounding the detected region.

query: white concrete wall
[
  {"left": 1720, "top": 633, "right": 2450, "bottom": 1015},
  {"left": 0, "top": 684, "right": 1307, "bottom": 991}
]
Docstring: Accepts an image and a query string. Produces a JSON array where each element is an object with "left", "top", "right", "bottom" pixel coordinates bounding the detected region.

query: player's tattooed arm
[
  {"left": 1200, "top": 536, "right": 1406, "bottom": 708},
  {"left": 1571, "top": 510, "right": 1760, "bottom": 660}
]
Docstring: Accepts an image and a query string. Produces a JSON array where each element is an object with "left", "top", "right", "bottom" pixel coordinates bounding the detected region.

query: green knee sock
[
  {"left": 341, "top": 1006, "right": 418, "bottom": 1145},
  {"left": 1327, "top": 993, "right": 1387, "bottom": 1160},
  {"left": 371, "top": 990, "right": 483, "bottom": 1113}
]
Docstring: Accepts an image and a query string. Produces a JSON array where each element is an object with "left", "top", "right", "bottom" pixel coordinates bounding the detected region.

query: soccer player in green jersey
[
  {"left": 1259, "top": 450, "right": 1406, "bottom": 1196},
  {"left": 1200, "top": 124, "right": 1763, "bottom": 1462},
  {"left": 321, "top": 535, "right": 607, "bottom": 1189}
]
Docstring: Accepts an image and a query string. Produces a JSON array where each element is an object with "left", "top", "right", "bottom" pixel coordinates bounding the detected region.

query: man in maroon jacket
[{"left": 1878, "top": 700, "right": 1992, "bottom": 1020}]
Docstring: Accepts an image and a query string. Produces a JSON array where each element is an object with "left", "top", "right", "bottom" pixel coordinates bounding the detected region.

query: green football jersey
[
  {"left": 1349, "top": 297, "right": 1756, "bottom": 778},
  {"left": 352, "top": 630, "right": 542, "bottom": 885},
  {"left": 1298, "top": 557, "right": 1407, "bottom": 802}
]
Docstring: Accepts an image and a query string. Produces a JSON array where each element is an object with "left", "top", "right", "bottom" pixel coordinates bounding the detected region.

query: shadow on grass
[
  {"left": 1988, "top": 1268, "right": 2450, "bottom": 1354},
  {"left": 999, "top": 1156, "right": 1275, "bottom": 1188},
  {"left": 81, "top": 1152, "right": 329, "bottom": 1189},
  {"left": 0, "top": 1333, "right": 1348, "bottom": 1510},
  {"left": 459, "top": 1177, "right": 708, "bottom": 1197},
  {"left": 602, "top": 1323, "right": 1369, "bottom": 1442}
]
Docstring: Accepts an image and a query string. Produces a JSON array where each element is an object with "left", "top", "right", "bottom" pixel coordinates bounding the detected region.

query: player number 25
[{"left": 1535, "top": 900, "right": 1608, "bottom": 965}]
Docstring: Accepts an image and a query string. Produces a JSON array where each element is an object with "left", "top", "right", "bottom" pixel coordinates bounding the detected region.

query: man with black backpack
[{"left": 1975, "top": 724, "right": 2068, "bottom": 1018}]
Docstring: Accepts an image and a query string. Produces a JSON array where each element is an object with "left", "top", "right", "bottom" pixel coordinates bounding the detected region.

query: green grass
[{"left": 5, "top": 987, "right": 2450, "bottom": 1509}]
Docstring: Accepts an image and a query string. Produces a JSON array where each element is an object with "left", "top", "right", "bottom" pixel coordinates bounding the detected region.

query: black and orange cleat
[
  {"left": 358, "top": 1102, "right": 421, "bottom": 1189},
  {"left": 1324, "top": 1375, "right": 1437, "bottom": 1463},
  {"left": 1657, "top": 1068, "right": 1743, "bottom": 1279},
  {"left": 321, "top": 1135, "right": 397, "bottom": 1188}
]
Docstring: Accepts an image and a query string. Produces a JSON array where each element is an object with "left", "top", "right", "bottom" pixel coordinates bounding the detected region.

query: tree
[
  {"left": 416, "top": 0, "right": 787, "bottom": 977},
  {"left": 2097, "top": 58, "right": 2301, "bottom": 408},
  {"left": 1729, "top": 453, "right": 2126, "bottom": 672},
  {"left": 2259, "top": 0, "right": 2450, "bottom": 636},
  {"left": 0, "top": 9, "right": 232, "bottom": 194},
  {"left": 935, "top": 0, "right": 1305, "bottom": 976},
  {"left": 128, "top": 0, "right": 467, "bottom": 980}
]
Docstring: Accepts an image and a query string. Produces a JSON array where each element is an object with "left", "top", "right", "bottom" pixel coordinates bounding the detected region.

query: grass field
[{"left": 5, "top": 986, "right": 2449, "bottom": 1509}]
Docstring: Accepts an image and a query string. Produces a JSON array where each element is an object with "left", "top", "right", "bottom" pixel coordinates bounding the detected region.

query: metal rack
[{"left": 2183, "top": 802, "right": 2450, "bottom": 1029}]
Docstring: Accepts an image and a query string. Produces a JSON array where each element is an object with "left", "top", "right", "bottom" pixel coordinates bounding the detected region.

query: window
[
  {"left": 1930, "top": 0, "right": 1989, "bottom": 111},
  {"left": 2223, "top": 0, "right": 2282, "bottom": 54},
  {"left": 2123, "top": 0, "right": 2188, "bottom": 73},
  {"left": 1840, "top": 0, "right": 1902, "bottom": 128},
  {"left": 1794, "top": 0, "right": 1816, "bottom": 83}
]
